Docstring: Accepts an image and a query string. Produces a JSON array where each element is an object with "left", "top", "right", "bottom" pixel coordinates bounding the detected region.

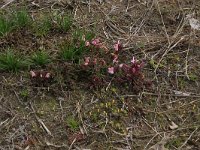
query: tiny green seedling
[
  {"left": 20, "top": 89, "right": 29, "bottom": 98},
  {"left": 0, "top": 50, "right": 28, "bottom": 72},
  {"left": 31, "top": 50, "right": 51, "bottom": 67},
  {"left": 20, "top": 89, "right": 29, "bottom": 101},
  {"left": 66, "top": 116, "right": 79, "bottom": 131}
]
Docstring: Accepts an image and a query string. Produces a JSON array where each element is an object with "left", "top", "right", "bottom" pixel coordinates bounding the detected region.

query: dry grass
[{"left": 0, "top": 0, "right": 200, "bottom": 150}]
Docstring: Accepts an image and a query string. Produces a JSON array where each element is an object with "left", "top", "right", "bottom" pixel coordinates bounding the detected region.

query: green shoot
[{"left": 66, "top": 116, "right": 79, "bottom": 131}]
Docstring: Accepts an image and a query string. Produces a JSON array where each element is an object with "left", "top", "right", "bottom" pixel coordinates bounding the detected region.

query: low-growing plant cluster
[
  {"left": 0, "top": 9, "right": 94, "bottom": 73},
  {"left": 55, "top": 14, "right": 72, "bottom": 32},
  {"left": 0, "top": 50, "right": 51, "bottom": 72},
  {"left": 31, "top": 50, "right": 51, "bottom": 67},
  {"left": 59, "top": 31, "right": 94, "bottom": 62},
  {"left": 0, "top": 9, "right": 72, "bottom": 37},
  {"left": 0, "top": 9, "right": 30, "bottom": 36},
  {"left": 78, "top": 38, "right": 151, "bottom": 92},
  {"left": 0, "top": 8, "right": 150, "bottom": 94},
  {"left": 0, "top": 50, "right": 29, "bottom": 72},
  {"left": 0, "top": 38, "right": 150, "bottom": 94},
  {"left": 84, "top": 98, "right": 135, "bottom": 134},
  {"left": 66, "top": 116, "right": 80, "bottom": 132}
]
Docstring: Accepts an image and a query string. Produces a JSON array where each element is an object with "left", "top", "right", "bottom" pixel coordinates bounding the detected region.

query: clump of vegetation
[
  {"left": 78, "top": 38, "right": 150, "bottom": 91},
  {"left": 56, "top": 15, "right": 72, "bottom": 32},
  {"left": 0, "top": 50, "right": 29, "bottom": 72},
  {"left": 89, "top": 99, "right": 127, "bottom": 118},
  {"left": 0, "top": 16, "right": 13, "bottom": 36},
  {"left": 59, "top": 30, "right": 94, "bottom": 62},
  {"left": 73, "top": 29, "right": 84, "bottom": 40},
  {"left": 73, "top": 29, "right": 95, "bottom": 42},
  {"left": 75, "top": 40, "right": 89, "bottom": 58},
  {"left": 60, "top": 43, "right": 76, "bottom": 61},
  {"left": 12, "top": 9, "right": 31, "bottom": 28},
  {"left": 33, "top": 15, "right": 52, "bottom": 36},
  {"left": 19, "top": 89, "right": 29, "bottom": 101},
  {"left": 31, "top": 50, "right": 51, "bottom": 67},
  {"left": 66, "top": 116, "right": 79, "bottom": 131},
  {"left": 59, "top": 41, "right": 89, "bottom": 63},
  {"left": 87, "top": 99, "right": 128, "bottom": 132},
  {"left": 0, "top": 9, "right": 31, "bottom": 36},
  {"left": 0, "top": 9, "right": 149, "bottom": 92},
  {"left": 85, "top": 31, "right": 95, "bottom": 41}
]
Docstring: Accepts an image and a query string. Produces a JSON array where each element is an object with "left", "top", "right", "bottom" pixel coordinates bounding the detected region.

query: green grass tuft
[
  {"left": 0, "top": 16, "right": 12, "bottom": 36},
  {"left": 0, "top": 50, "right": 29, "bottom": 72},
  {"left": 66, "top": 116, "right": 79, "bottom": 131},
  {"left": 60, "top": 43, "right": 76, "bottom": 61},
  {"left": 33, "top": 16, "right": 52, "bottom": 37},
  {"left": 56, "top": 15, "right": 72, "bottom": 32},
  {"left": 73, "top": 29, "right": 95, "bottom": 41},
  {"left": 60, "top": 41, "right": 89, "bottom": 62},
  {"left": 73, "top": 29, "right": 84, "bottom": 41},
  {"left": 12, "top": 9, "right": 31, "bottom": 28},
  {"left": 31, "top": 50, "right": 51, "bottom": 67},
  {"left": 85, "top": 31, "right": 95, "bottom": 41}
]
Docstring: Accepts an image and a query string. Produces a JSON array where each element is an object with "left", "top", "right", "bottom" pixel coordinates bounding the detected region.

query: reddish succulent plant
[
  {"left": 77, "top": 38, "right": 150, "bottom": 92},
  {"left": 30, "top": 70, "right": 53, "bottom": 86}
]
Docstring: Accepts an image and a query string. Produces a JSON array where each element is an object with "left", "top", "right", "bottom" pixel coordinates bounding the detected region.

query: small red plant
[
  {"left": 30, "top": 70, "right": 53, "bottom": 86},
  {"left": 78, "top": 38, "right": 151, "bottom": 92}
]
